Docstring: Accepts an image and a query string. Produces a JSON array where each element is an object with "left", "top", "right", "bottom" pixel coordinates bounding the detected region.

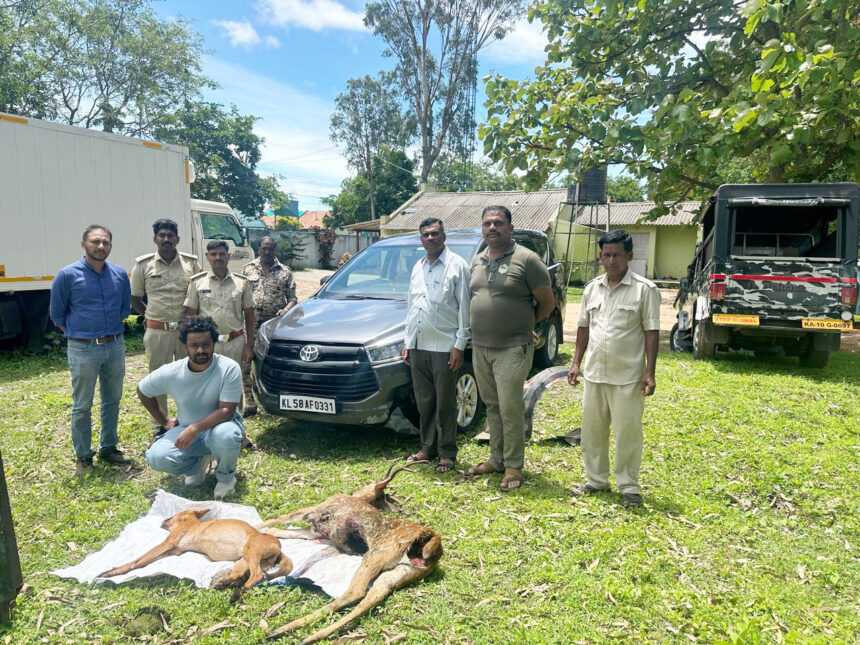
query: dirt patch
[{"left": 293, "top": 268, "right": 334, "bottom": 300}]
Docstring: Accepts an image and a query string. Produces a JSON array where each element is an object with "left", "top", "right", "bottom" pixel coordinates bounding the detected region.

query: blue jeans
[
  {"left": 145, "top": 421, "right": 243, "bottom": 483},
  {"left": 67, "top": 337, "right": 126, "bottom": 458}
]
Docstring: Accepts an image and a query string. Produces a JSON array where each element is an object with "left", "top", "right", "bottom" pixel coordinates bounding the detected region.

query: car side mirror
[{"left": 319, "top": 275, "right": 331, "bottom": 286}]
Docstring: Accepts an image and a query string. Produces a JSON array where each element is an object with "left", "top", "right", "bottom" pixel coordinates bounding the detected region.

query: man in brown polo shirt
[
  {"left": 466, "top": 205, "right": 556, "bottom": 491},
  {"left": 131, "top": 218, "right": 201, "bottom": 432},
  {"left": 567, "top": 229, "right": 660, "bottom": 508}
]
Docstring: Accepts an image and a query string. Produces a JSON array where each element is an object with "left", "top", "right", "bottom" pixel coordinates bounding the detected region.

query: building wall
[{"left": 653, "top": 225, "right": 698, "bottom": 279}]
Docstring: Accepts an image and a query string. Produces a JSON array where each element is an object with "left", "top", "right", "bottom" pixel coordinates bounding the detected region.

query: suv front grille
[{"left": 261, "top": 341, "right": 378, "bottom": 402}]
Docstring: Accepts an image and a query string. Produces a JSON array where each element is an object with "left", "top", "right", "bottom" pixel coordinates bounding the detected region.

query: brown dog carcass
[
  {"left": 256, "top": 463, "right": 442, "bottom": 643},
  {"left": 99, "top": 509, "right": 293, "bottom": 601}
]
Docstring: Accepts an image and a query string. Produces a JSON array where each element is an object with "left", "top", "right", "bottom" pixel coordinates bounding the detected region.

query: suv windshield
[{"left": 320, "top": 241, "right": 481, "bottom": 300}]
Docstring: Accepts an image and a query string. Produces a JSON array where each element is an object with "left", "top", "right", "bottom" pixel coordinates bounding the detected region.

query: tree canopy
[
  {"left": 365, "top": 0, "right": 523, "bottom": 184},
  {"left": 430, "top": 154, "right": 519, "bottom": 192},
  {"left": 481, "top": 0, "right": 860, "bottom": 213},
  {"left": 323, "top": 147, "right": 418, "bottom": 228},
  {"left": 154, "top": 101, "right": 290, "bottom": 217},
  {"left": 1, "top": 0, "right": 212, "bottom": 136},
  {"left": 330, "top": 72, "right": 412, "bottom": 220}
]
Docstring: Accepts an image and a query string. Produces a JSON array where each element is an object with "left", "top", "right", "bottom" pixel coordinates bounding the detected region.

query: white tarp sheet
[{"left": 52, "top": 490, "right": 362, "bottom": 598}]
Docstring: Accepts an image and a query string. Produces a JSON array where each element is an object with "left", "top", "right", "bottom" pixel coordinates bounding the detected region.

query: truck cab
[
  {"left": 677, "top": 183, "right": 859, "bottom": 367},
  {"left": 191, "top": 198, "right": 255, "bottom": 274}
]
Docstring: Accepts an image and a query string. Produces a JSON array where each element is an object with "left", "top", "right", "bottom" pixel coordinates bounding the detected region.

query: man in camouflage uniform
[
  {"left": 131, "top": 219, "right": 201, "bottom": 432},
  {"left": 184, "top": 241, "right": 255, "bottom": 399},
  {"left": 240, "top": 236, "right": 297, "bottom": 416}
]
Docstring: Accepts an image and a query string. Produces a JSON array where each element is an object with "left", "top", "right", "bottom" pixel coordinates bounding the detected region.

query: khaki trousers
[
  {"left": 143, "top": 328, "right": 187, "bottom": 430},
  {"left": 217, "top": 334, "right": 248, "bottom": 410},
  {"left": 581, "top": 380, "right": 644, "bottom": 494},
  {"left": 409, "top": 349, "right": 458, "bottom": 460},
  {"left": 473, "top": 343, "right": 533, "bottom": 471}
]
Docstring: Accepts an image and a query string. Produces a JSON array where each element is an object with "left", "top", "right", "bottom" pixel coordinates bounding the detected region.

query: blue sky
[{"left": 153, "top": 1, "right": 551, "bottom": 210}]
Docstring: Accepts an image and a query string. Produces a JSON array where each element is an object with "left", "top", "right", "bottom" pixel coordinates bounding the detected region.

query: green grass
[
  {"left": 0, "top": 336, "right": 858, "bottom": 644},
  {"left": 566, "top": 286, "right": 584, "bottom": 303}
]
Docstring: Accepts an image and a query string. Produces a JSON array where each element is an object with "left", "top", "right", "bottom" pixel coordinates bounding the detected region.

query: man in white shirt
[
  {"left": 567, "top": 230, "right": 660, "bottom": 508},
  {"left": 401, "top": 218, "right": 471, "bottom": 473}
]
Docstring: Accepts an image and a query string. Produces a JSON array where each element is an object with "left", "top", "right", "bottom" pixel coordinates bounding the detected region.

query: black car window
[{"left": 514, "top": 234, "right": 548, "bottom": 262}]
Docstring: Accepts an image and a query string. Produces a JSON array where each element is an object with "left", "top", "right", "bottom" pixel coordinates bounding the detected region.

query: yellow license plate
[
  {"left": 801, "top": 318, "right": 852, "bottom": 331},
  {"left": 713, "top": 314, "right": 760, "bottom": 326}
]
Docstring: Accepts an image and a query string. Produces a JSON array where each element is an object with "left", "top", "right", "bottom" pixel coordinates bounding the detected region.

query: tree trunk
[{"left": 767, "top": 164, "right": 785, "bottom": 182}]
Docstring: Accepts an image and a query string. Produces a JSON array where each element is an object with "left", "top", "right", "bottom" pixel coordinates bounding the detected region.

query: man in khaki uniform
[
  {"left": 567, "top": 229, "right": 660, "bottom": 508},
  {"left": 466, "top": 206, "right": 556, "bottom": 491},
  {"left": 131, "top": 219, "right": 201, "bottom": 431},
  {"left": 184, "top": 240, "right": 255, "bottom": 374},
  {"left": 240, "top": 236, "right": 297, "bottom": 416}
]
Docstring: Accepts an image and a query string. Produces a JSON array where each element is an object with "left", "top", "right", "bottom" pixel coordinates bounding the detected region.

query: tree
[
  {"left": 323, "top": 147, "right": 418, "bottom": 228},
  {"left": 364, "top": 0, "right": 523, "bottom": 184},
  {"left": 1, "top": 0, "right": 212, "bottom": 136},
  {"left": 481, "top": 0, "right": 860, "bottom": 215},
  {"left": 607, "top": 175, "right": 643, "bottom": 202},
  {"left": 331, "top": 72, "right": 412, "bottom": 221},
  {"left": 154, "top": 101, "right": 291, "bottom": 217},
  {"left": 430, "top": 154, "right": 519, "bottom": 191}
]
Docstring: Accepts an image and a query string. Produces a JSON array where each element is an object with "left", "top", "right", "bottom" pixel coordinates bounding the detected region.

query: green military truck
[{"left": 672, "top": 183, "right": 859, "bottom": 367}]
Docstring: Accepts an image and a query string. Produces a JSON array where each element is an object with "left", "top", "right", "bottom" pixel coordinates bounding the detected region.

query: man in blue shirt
[
  {"left": 50, "top": 225, "right": 132, "bottom": 477},
  {"left": 140, "top": 315, "right": 244, "bottom": 500}
]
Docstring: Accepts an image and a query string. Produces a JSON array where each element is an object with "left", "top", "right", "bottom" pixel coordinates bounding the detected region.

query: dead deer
[
  {"left": 256, "top": 462, "right": 442, "bottom": 643},
  {"left": 99, "top": 509, "right": 293, "bottom": 602}
]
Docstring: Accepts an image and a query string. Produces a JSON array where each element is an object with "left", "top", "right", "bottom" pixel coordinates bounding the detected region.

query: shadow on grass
[{"left": 702, "top": 347, "right": 860, "bottom": 383}]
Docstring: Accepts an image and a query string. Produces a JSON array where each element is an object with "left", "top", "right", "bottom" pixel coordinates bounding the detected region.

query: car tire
[
  {"left": 693, "top": 319, "right": 716, "bottom": 360},
  {"left": 535, "top": 314, "right": 562, "bottom": 368},
  {"left": 669, "top": 322, "right": 689, "bottom": 352},
  {"left": 456, "top": 362, "right": 483, "bottom": 433},
  {"left": 799, "top": 347, "right": 829, "bottom": 368}
]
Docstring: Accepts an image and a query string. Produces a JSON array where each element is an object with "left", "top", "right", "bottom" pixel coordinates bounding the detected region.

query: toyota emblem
[{"left": 299, "top": 345, "right": 320, "bottom": 362}]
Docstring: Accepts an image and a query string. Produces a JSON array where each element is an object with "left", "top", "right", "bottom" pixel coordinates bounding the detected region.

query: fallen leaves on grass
[{"left": 200, "top": 620, "right": 234, "bottom": 636}]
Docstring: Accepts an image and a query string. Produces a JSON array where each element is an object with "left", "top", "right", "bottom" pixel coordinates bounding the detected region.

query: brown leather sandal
[
  {"left": 466, "top": 461, "right": 501, "bottom": 477},
  {"left": 499, "top": 468, "right": 523, "bottom": 491}
]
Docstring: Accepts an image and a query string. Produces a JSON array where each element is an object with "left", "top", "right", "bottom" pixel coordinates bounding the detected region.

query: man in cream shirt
[
  {"left": 401, "top": 218, "right": 471, "bottom": 473},
  {"left": 568, "top": 229, "right": 660, "bottom": 507}
]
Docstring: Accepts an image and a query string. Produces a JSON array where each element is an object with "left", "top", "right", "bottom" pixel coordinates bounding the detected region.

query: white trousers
[{"left": 581, "top": 380, "right": 645, "bottom": 494}]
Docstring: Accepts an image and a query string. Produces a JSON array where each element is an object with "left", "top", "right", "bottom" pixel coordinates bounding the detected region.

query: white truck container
[{"left": 0, "top": 112, "right": 256, "bottom": 349}]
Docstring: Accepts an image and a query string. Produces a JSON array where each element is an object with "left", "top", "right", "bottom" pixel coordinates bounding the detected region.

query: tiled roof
[
  {"left": 384, "top": 189, "right": 568, "bottom": 231},
  {"left": 573, "top": 201, "right": 701, "bottom": 227},
  {"left": 298, "top": 210, "right": 330, "bottom": 229}
]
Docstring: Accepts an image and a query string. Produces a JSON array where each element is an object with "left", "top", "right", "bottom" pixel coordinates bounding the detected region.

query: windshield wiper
[{"left": 341, "top": 294, "right": 397, "bottom": 300}]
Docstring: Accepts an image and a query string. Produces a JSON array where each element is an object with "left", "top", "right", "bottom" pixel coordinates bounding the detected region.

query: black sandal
[{"left": 434, "top": 459, "right": 456, "bottom": 474}]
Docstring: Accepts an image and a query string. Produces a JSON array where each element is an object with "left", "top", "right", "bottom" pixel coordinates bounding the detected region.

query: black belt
[{"left": 68, "top": 334, "right": 120, "bottom": 345}]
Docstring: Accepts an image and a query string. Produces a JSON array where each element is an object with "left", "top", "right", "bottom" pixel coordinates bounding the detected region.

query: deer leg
[
  {"left": 212, "top": 558, "right": 249, "bottom": 590},
  {"left": 260, "top": 527, "right": 320, "bottom": 540},
  {"left": 255, "top": 505, "right": 322, "bottom": 530},
  {"left": 299, "top": 564, "right": 430, "bottom": 645},
  {"left": 99, "top": 537, "right": 181, "bottom": 578},
  {"left": 267, "top": 557, "right": 385, "bottom": 640}
]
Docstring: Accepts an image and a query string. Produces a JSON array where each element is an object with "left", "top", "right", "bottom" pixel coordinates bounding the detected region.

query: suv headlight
[
  {"left": 254, "top": 322, "right": 272, "bottom": 359},
  {"left": 366, "top": 340, "right": 405, "bottom": 365}
]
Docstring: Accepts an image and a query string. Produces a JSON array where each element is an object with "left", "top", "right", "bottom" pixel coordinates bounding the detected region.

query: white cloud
[
  {"left": 256, "top": 0, "right": 366, "bottom": 32},
  {"left": 213, "top": 20, "right": 281, "bottom": 49},
  {"left": 203, "top": 58, "right": 350, "bottom": 209},
  {"left": 483, "top": 18, "right": 548, "bottom": 65},
  {"left": 213, "top": 20, "right": 262, "bottom": 48}
]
